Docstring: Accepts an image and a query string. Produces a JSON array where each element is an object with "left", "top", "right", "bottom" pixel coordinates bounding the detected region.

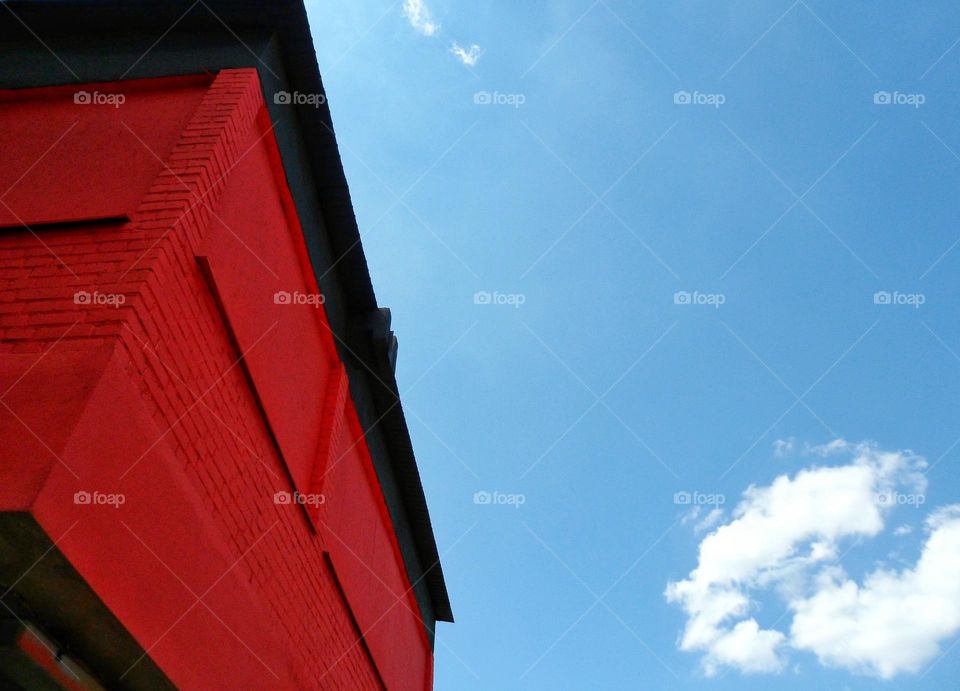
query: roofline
[{"left": 0, "top": 0, "right": 453, "bottom": 625}]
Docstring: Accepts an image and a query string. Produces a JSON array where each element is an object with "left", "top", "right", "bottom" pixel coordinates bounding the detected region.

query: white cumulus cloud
[
  {"left": 666, "top": 440, "right": 960, "bottom": 679},
  {"left": 790, "top": 505, "right": 960, "bottom": 678},
  {"left": 706, "top": 619, "right": 786, "bottom": 676}
]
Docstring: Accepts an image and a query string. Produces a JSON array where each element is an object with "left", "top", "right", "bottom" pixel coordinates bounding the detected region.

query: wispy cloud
[
  {"left": 403, "top": 0, "right": 439, "bottom": 36},
  {"left": 772, "top": 437, "right": 796, "bottom": 458},
  {"left": 667, "top": 440, "right": 960, "bottom": 679},
  {"left": 402, "top": 0, "right": 482, "bottom": 67},
  {"left": 451, "top": 42, "right": 482, "bottom": 67}
]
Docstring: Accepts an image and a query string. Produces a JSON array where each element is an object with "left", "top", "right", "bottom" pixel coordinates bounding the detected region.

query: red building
[{"left": 0, "top": 2, "right": 452, "bottom": 689}]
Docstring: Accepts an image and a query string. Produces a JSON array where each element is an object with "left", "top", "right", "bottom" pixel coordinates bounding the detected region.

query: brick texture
[{"left": 0, "top": 70, "right": 431, "bottom": 689}]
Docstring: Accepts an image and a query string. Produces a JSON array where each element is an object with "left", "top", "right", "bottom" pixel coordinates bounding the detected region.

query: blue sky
[{"left": 305, "top": 2, "right": 960, "bottom": 688}]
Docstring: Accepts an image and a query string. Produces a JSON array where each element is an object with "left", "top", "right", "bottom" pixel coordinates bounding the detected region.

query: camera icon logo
[
  {"left": 74, "top": 490, "right": 91, "bottom": 505},
  {"left": 673, "top": 491, "right": 692, "bottom": 505},
  {"left": 473, "top": 91, "right": 492, "bottom": 105},
  {"left": 73, "top": 290, "right": 92, "bottom": 305},
  {"left": 473, "top": 491, "right": 492, "bottom": 505},
  {"left": 274, "top": 290, "right": 292, "bottom": 305},
  {"left": 874, "top": 91, "right": 892, "bottom": 105},
  {"left": 74, "top": 91, "right": 92, "bottom": 105},
  {"left": 873, "top": 291, "right": 892, "bottom": 305},
  {"left": 274, "top": 91, "right": 292, "bottom": 105},
  {"left": 274, "top": 491, "right": 292, "bottom": 505},
  {"left": 473, "top": 291, "right": 492, "bottom": 305},
  {"left": 673, "top": 90, "right": 692, "bottom": 105},
  {"left": 673, "top": 291, "right": 692, "bottom": 305}
]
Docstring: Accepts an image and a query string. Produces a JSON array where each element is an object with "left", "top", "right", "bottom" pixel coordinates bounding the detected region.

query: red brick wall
[{"left": 0, "top": 69, "right": 431, "bottom": 690}]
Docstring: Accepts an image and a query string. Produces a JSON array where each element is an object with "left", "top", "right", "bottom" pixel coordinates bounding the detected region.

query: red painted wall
[{"left": 0, "top": 70, "right": 432, "bottom": 690}]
